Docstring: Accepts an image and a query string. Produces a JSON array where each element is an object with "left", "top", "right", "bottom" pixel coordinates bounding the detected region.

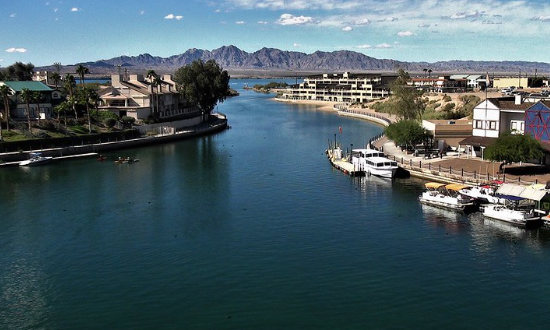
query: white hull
[
  {"left": 19, "top": 157, "right": 53, "bottom": 166},
  {"left": 366, "top": 166, "right": 398, "bottom": 178},
  {"left": 419, "top": 196, "right": 474, "bottom": 212},
  {"left": 482, "top": 204, "right": 541, "bottom": 228}
]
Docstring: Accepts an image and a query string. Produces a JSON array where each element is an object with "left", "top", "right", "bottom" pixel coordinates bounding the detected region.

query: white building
[
  {"left": 99, "top": 74, "right": 201, "bottom": 122},
  {"left": 280, "top": 72, "right": 397, "bottom": 103}
]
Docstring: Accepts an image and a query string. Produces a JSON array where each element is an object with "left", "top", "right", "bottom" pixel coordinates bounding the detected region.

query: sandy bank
[{"left": 272, "top": 98, "right": 338, "bottom": 111}]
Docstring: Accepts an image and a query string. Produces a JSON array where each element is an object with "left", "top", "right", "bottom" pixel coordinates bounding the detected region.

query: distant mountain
[{"left": 38, "top": 45, "right": 550, "bottom": 75}]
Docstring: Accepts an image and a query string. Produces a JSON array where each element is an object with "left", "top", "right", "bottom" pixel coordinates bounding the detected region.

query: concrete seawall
[{"left": 0, "top": 117, "right": 227, "bottom": 164}]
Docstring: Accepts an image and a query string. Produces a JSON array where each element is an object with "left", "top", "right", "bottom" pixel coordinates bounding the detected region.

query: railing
[
  {"left": 335, "top": 104, "right": 393, "bottom": 126},
  {"left": 388, "top": 154, "right": 542, "bottom": 186}
]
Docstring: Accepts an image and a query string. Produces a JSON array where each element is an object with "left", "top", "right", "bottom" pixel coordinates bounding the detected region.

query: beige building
[
  {"left": 422, "top": 119, "right": 473, "bottom": 149},
  {"left": 280, "top": 72, "right": 396, "bottom": 103},
  {"left": 492, "top": 77, "right": 529, "bottom": 89},
  {"left": 99, "top": 74, "right": 200, "bottom": 122}
]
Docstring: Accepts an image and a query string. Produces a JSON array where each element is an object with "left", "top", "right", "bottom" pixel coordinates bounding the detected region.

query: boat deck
[{"left": 326, "top": 149, "right": 364, "bottom": 177}]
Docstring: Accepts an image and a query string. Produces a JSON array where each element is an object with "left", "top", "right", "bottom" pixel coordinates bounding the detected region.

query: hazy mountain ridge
[{"left": 39, "top": 45, "right": 550, "bottom": 74}]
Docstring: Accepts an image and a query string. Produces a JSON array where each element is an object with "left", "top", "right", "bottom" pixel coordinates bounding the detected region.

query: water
[{"left": 2, "top": 79, "right": 550, "bottom": 329}]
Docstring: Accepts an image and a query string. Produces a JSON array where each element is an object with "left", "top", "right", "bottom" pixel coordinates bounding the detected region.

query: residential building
[
  {"left": 99, "top": 74, "right": 200, "bottom": 122},
  {"left": 422, "top": 119, "right": 473, "bottom": 149},
  {"left": 471, "top": 95, "right": 531, "bottom": 138},
  {"left": 524, "top": 101, "right": 550, "bottom": 143},
  {"left": 0, "top": 81, "right": 54, "bottom": 119},
  {"left": 280, "top": 72, "right": 396, "bottom": 103},
  {"left": 409, "top": 75, "right": 467, "bottom": 93}
]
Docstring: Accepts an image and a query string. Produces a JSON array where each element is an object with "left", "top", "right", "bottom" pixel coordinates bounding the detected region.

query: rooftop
[{"left": 2, "top": 81, "right": 53, "bottom": 92}]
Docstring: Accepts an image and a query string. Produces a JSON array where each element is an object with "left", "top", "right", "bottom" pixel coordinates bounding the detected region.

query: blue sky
[{"left": 1, "top": 0, "right": 549, "bottom": 67}]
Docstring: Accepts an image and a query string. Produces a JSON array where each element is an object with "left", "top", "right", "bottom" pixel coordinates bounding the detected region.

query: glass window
[{"left": 489, "top": 121, "right": 497, "bottom": 130}]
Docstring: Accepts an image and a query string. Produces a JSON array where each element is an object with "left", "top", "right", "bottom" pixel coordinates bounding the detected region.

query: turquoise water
[{"left": 2, "top": 79, "right": 550, "bottom": 329}]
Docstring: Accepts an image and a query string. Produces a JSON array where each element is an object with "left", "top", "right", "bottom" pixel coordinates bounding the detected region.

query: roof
[
  {"left": 425, "top": 182, "right": 445, "bottom": 189},
  {"left": 496, "top": 183, "right": 548, "bottom": 201},
  {"left": 3, "top": 81, "right": 53, "bottom": 92},
  {"left": 458, "top": 136, "right": 498, "bottom": 147},
  {"left": 446, "top": 183, "right": 470, "bottom": 191},
  {"left": 487, "top": 97, "right": 533, "bottom": 111}
]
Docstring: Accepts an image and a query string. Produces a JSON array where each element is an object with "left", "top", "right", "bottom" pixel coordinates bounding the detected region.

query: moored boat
[
  {"left": 351, "top": 148, "right": 398, "bottom": 178},
  {"left": 419, "top": 182, "right": 477, "bottom": 213},
  {"left": 19, "top": 152, "right": 53, "bottom": 166},
  {"left": 482, "top": 203, "right": 541, "bottom": 229}
]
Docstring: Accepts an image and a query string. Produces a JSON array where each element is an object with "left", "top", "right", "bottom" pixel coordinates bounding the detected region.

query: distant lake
[
  {"left": 2, "top": 78, "right": 550, "bottom": 328},
  {"left": 79, "top": 78, "right": 110, "bottom": 85}
]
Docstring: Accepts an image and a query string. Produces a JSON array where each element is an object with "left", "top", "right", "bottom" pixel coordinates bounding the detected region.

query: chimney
[
  {"left": 111, "top": 74, "right": 122, "bottom": 87},
  {"left": 515, "top": 94, "right": 522, "bottom": 105}
]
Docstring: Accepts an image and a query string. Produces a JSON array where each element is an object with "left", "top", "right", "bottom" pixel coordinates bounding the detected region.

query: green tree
[
  {"left": 485, "top": 132, "right": 544, "bottom": 167},
  {"left": 50, "top": 72, "right": 61, "bottom": 89},
  {"left": 390, "top": 69, "right": 425, "bottom": 120},
  {"left": 173, "top": 60, "right": 230, "bottom": 121},
  {"left": 385, "top": 120, "right": 428, "bottom": 151},
  {"left": 32, "top": 91, "right": 42, "bottom": 124},
  {"left": 64, "top": 74, "right": 77, "bottom": 119},
  {"left": 54, "top": 101, "right": 70, "bottom": 127},
  {"left": 6, "top": 62, "right": 34, "bottom": 81},
  {"left": 75, "top": 64, "right": 89, "bottom": 85},
  {"left": 0, "top": 85, "right": 11, "bottom": 131},
  {"left": 20, "top": 88, "right": 33, "bottom": 131},
  {"left": 53, "top": 62, "right": 62, "bottom": 74},
  {"left": 146, "top": 70, "right": 159, "bottom": 119}
]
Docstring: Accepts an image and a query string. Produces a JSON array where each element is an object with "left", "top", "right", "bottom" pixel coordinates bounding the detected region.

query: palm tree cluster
[{"left": 146, "top": 70, "right": 163, "bottom": 120}]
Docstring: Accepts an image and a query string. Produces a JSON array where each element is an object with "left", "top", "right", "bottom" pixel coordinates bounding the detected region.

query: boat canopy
[
  {"left": 425, "top": 182, "right": 445, "bottom": 189},
  {"left": 445, "top": 184, "right": 469, "bottom": 191},
  {"left": 496, "top": 183, "right": 548, "bottom": 201}
]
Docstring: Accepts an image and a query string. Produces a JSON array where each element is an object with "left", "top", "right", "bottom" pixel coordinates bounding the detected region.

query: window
[
  {"left": 489, "top": 121, "right": 497, "bottom": 130},
  {"left": 475, "top": 120, "right": 483, "bottom": 129}
]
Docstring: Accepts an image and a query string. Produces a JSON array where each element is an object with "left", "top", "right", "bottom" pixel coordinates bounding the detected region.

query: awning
[
  {"left": 445, "top": 183, "right": 470, "bottom": 191},
  {"left": 496, "top": 183, "right": 548, "bottom": 201},
  {"left": 425, "top": 182, "right": 445, "bottom": 189}
]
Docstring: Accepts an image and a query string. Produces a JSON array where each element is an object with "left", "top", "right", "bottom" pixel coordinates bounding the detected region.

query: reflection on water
[{"left": 421, "top": 204, "right": 470, "bottom": 234}]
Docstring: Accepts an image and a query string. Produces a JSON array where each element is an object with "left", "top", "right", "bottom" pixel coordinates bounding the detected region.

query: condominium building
[{"left": 280, "top": 72, "right": 397, "bottom": 103}]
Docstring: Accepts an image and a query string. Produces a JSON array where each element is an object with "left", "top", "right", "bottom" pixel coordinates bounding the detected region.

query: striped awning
[{"left": 496, "top": 183, "right": 548, "bottom": 201}]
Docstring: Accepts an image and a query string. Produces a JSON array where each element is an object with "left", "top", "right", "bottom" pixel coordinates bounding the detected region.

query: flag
[{"left": 339, "top": 126, "right": 342, "bottom": 134}]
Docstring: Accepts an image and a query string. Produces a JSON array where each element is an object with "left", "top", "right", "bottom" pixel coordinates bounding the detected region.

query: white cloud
[
  {"left": 9, "top": 13, "right": 16, "bottom": 18},
  {"left": 277, "top": 13, "right": 313, "bottom": 25},
  {"left": 165, "top": 14, "right": 183, "bottom": 20},
  {"left": 293, "top": 43, "right": 301, "bottom": 47},
  {"left": 397, "top": 30, "right": 414, "bottom": 37},
  {"left": 6, "top": 48, "right": 27, "bottom": 53},
  {"left": 70, "top": 7, "right": 79, "bottom": 12},
  {"left": 532, "top": 16, "right": 550, "bottom": 21},
  {"left": 378, "top": 17, "right": 398, "bottom": 22},
  {"left": 418, "top": 23, "right": 430, "bottom": 28},
  {"left": 228, "top": 0, "right": 365, "bottom": 10},
  {"left": 236, "top": 20, "right": 245, "bottom": 24},
  {"left": 342, "top": 26, "right": 353, "bottom": 32},
  {"left": 257, "top": 20, "right": 268, "bottom": 24},
  {"left": 215, "top": 9, "right": 221, "bottom": 13},
  {"left": 140, "top": 10, "right": 145, "bottom": 15},
  {"left": 375, "top": 43, "right": 392, "bottom": 49},
  {"left": 0, "top": 59, "right": 4, "bottom": 62},
  {"left": 356, "top": 44, "right": 372, "bottom": 49},
  {"left": 54, "top": 8, "right": 58, "bottom": 13}
]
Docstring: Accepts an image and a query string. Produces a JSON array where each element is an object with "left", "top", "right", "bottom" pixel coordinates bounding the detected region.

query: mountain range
[{"left": 38, "top": 45, "right": 550, "bottom": 75}]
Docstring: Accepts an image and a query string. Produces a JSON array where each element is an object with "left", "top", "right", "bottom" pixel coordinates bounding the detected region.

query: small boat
[
  {"left": 351, "top": 148, "right": 398, "bottom": 178},
  {"left": 459, "top": 183, "right": 501, "bottom": 204},
  {"left": 482, "top": 203, "right": 541, "bottom": 229},
  {"left": 114, "top": 157, "right": 139, "bottom": 164},
  {"left": 19, "top": 152, "right": 53, "bottom": 166},
  {"left": 419, "top": 182, "right": 477, "bottom": 212}
]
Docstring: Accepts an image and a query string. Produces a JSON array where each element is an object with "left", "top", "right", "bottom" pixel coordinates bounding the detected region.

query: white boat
[
  {"left": 459, "top": 183, "right": 502, "bottom": 204},
  {"left": 351, "top": 148, "right": 398, "bottom": 178},
  {"left": 482, "top": 203, "right": 541, "bottom": 229},
  {"left": 419, "top": 182, "right": 477, "bottom": 212},
  {"left": 19, "top": 152, "right": 53, "bottom": 166}
]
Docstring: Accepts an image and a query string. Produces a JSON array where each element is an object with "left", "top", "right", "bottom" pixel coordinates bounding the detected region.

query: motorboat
[
  {"left": 351, "top": 148, "right": 398, "bottom": 178},
  {"left": 459, "top": 182, "right": 502, "bottom": 204},
  {"left": 19, "top": 152, "right": 53, "bottom": 166},
  {"left": 481, "top": 202, "right": 541, "bottom": 229},
  {"left": 419, "top": 182, "right": 477, "bottom": 213}
]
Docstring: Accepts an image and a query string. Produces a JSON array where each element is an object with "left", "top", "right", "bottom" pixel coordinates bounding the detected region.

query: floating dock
[
  {"left": 326, "top": 148, "right": 364, "bottom": 176},
  {"left": 0, "top": 152, "right": 98, "bottom": 167}
]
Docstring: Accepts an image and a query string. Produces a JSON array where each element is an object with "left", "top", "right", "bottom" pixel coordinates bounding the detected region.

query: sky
[{"left": 1, "top": 0, "right": 550, "bottom": 67}]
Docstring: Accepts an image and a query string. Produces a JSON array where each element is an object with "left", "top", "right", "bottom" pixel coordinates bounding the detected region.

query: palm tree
[
  {"left": 20, "top": 88, "right": 33, "bottom": 132},
  {"left": 423, "top": 68, "right": 428, "bottom": 77},
  {"left": 50, "top": 72, "right": 61, "bottom": 89},
  {"left": 75, "top": 64, "right": 89, "bottom": 85},
  {"left": 32, "top": 91, "right": 42, "bottom": 124},
  {"left": 0, "top": 85, "right": 11, "bottom": 131},
  {"left": 154, "top": 75, "right": 163, "bottom": 118},
  {"left": 146, "top": 70, "right": 158, "bottom": 119},
  {"left": 81, "top": 87, "right": 97, "bottom": 133},
  {"left": 64, "top": 74, "right": 77, "bottom": 119},
  {"left": 54, "top": 101, "right": 70, "bottom": 127},
  {"left": 428, "top": 69, "right": 432, "bottom": 78},
  {"left": 53, "top": 62, "right": 62, "bottom": 74}
]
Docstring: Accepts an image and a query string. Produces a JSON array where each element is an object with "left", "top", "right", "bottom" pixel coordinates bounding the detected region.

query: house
[
  {"left": 409, "top": 75, "right": 467, "bottom": 93},
  {"left": 99, "top": 74, "right": 201, "bottom": 122},
  {"left": 492, "top": 77, "right": 530, "bottom": 89},
  {"left": 0, "top": 81, "right": 54, "bottom": 119},
  {"left": 280, "top": 72, "right": 396, "bottom": 103},
  {"left": 524, "top": 101, "right": 550, "bottom": 143},
  {"left": 422, "top": 119, "right": 473, "bottom": 149}
]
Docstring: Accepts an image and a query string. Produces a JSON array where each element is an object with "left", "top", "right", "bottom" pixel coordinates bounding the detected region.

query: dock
[{"left": 326, "top": 148, "right": 364, "bottom": 176}]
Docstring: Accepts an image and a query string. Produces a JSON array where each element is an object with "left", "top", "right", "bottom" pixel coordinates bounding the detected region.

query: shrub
[
  {"left": 442, "top": 95, "right": 452, "bottom": 102},
  {"left": 120, "top": 116, "right": 136, "bottom": 128},
  {"left": 442, "top": 102, "right": 455, "bottom": 112},
  {"left": 105, "top": 118, "right": 117, "bottom": 128}
]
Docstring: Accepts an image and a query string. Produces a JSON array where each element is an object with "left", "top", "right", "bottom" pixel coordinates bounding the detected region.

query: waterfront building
[
  {"left": 422, "top": 119, "right": 473, "bottom": 149},
  {"left": 99, "top": 74, "right": 201, "bottom": 122},
  {"left": 524, "top": 101, "right": 550, "bottom": 143},
  {"left": 280, "top": 72, "right": 396, "bottom": 103},
  {"left": 0, "top": 81, "right": 54, "bottom": 119}
]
